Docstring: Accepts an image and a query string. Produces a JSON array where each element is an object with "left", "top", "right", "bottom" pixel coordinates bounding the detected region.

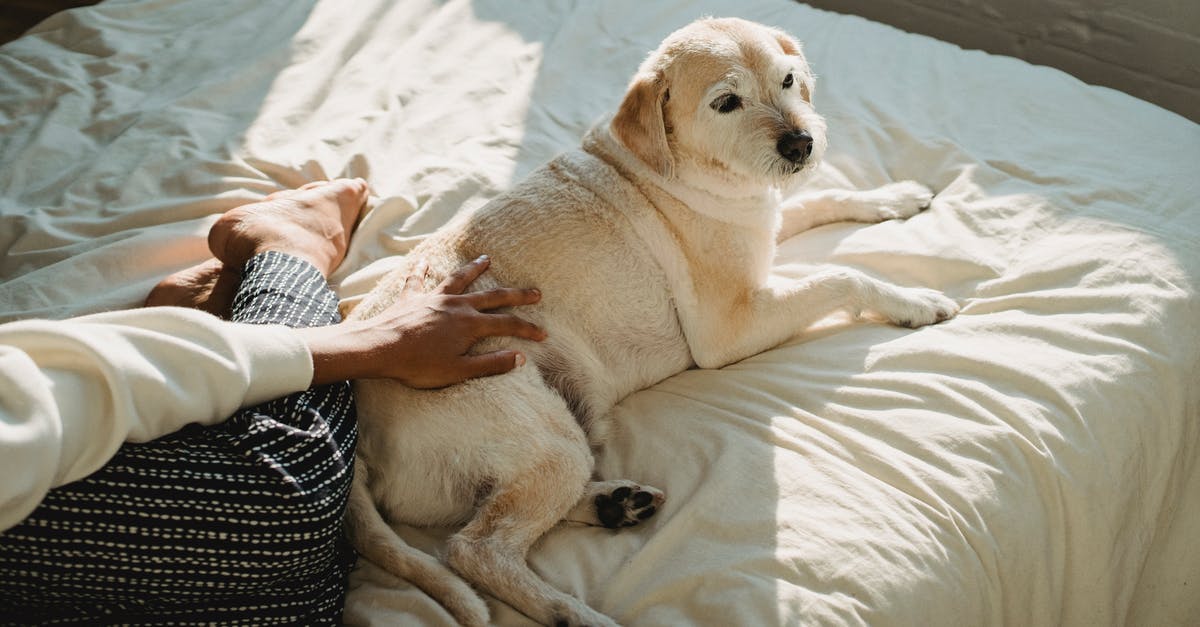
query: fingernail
[
  {"left": 514, "top": 352, "right": 526, "bottom": 368},
  {"left": 530, "top": 288, "right": 541, "bottom": 299},
  {"left": 476, "top": 254, "right": 489, "bottom": 263}
]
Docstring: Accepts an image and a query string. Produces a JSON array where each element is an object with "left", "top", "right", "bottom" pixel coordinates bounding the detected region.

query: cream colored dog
[{"left": 346, "top": 17, "right": 958, "bottom": 627}]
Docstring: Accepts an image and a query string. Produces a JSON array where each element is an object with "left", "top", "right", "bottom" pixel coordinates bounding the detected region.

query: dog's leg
[
  {"left": 446, "top": 456, "right": 619, "bottom": 627},
  {"left": 778, "top": 181, "right": 934, "bottom": 240},
  {"left": 345, "top": 459, "right": 491, "bottom": 626},
  {"left": 563, "top": 480, "right": 665, "bottom": 528},
  {"left": 685, "top": 267, "right": 958, "bottom": 369}
]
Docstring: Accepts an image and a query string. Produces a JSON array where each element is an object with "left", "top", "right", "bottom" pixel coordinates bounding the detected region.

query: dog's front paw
[
  {"left": 876, "top": 287, "right": 959, "bottom": 328},
  {"left": 867, "top": 180, "right": 934, "bottom": 221}
]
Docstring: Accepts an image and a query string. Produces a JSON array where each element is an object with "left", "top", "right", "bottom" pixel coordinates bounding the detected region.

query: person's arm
[
  {"left": 1, "top": 256, "right": 544, "bottom": 532},
  {"left": 0, "top": 307, "right": 313, "bottom": 531},
  {"left": 298, "top": 256, "right": 546, "bottom": 389}
]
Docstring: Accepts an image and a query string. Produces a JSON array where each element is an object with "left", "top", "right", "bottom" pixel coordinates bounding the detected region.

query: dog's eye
[
  {"left": 711, "top": 94, "right": 742, "bottom": 114},
  {"left": 782, "top": 73, "right": 794, "bottom": 89}
]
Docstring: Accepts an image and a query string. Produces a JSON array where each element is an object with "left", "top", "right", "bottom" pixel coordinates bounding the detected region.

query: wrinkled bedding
[{"left": 1, "top": 0, "right": 1198, "bottom": 625}]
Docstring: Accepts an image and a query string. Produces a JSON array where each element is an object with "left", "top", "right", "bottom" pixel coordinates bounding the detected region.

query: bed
[{"left": 2, "top": 0, "right": 1198, "bottom": 625}]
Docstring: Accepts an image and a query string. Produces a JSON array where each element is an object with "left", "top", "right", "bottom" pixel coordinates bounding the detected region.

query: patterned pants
[{"left": 0, "top": 252, "right": 358, "bottom": 625}]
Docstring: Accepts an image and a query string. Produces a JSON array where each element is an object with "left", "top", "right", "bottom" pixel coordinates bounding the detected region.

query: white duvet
[{"left": 1, "top": 0, "right": 1198, "bottom": 625}]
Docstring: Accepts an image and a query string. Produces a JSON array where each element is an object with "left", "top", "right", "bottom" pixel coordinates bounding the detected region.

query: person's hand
[{"left": 297, "top": 256, "right": 546, "bottom": 388}]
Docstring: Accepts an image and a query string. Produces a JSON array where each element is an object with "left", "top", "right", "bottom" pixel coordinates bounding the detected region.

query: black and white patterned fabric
[{"left": 0, "top": 252, "right": 358, "bottom": 625}]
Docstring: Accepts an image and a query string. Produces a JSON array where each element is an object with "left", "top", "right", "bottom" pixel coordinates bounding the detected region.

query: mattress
[{"left": 1, "top": 0, "right": 1198, "bottom": 625}]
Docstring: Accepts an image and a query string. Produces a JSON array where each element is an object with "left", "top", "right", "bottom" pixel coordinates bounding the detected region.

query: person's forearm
[
  {"left": 0, "top": 308, "right": 312, "bottom": 531},
  {"left": 296, "top": 321, "right": 379, "bottom": 386}
]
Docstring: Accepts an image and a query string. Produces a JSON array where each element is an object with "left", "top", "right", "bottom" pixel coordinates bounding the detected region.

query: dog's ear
[
  {"left": 773, "top": 30, "right": 801, "bottom": 56},
  {"left": 772, "top": 30, "right": 813, "bottom": 102},
  {"left": 612, "top": 71, "right": 674, "bottom": 178}
]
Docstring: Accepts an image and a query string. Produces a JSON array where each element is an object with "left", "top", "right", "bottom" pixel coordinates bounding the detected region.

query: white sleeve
[{"left": 0, "top": 307, "right": 314, "bottom": 531}]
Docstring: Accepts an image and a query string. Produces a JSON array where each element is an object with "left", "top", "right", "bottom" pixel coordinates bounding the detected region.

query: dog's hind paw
[
  {"left": 595, "top": 484, "right": 661, "bottom": 529},
  {"left": 566, "top": 480, "right": 666, "bottom": 529}
]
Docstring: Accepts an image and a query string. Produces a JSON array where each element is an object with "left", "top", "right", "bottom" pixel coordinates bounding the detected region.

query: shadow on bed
[{"left": 0, "top": 0, "right": 324, "bottom": 320}]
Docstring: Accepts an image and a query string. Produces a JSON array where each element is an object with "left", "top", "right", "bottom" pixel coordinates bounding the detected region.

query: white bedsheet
[{"left": 2, "top": 1, "right": 1198, "bottom": 625}]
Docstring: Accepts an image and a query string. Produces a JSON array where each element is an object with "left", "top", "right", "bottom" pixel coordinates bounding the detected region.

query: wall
[{"left": 802, "top": 0, "right": 1200, "bottom": 123}]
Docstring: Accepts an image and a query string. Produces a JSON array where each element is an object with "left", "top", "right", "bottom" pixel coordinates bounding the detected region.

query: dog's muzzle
[{"left": 776, "top": 130, "right": 814, "bottom": 166}]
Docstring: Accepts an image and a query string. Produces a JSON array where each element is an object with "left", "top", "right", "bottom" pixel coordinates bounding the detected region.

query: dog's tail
[{"left": 345, "top": 455, "right": 490, "bottom": 627}]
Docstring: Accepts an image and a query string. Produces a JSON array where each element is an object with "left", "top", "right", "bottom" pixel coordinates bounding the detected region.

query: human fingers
[
  {"left": 463, "top": 286, "right": 542, "bottom": 311},
  {"left": 477, "top": 312, "right": 547, "bottom": 342},
  {"left": 439, "top": 255, "right": 491, "bottom": 294},
  {"left": 458, "top": 350, "right": 528, "bottom": 382},
  {"left": 406, "top": 351, "right": 525, "bottom": 388}
]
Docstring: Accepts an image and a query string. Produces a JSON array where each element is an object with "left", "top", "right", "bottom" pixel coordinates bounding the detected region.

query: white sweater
[{"left": 0, "top": 307, "right": 314, "bottom": 531}]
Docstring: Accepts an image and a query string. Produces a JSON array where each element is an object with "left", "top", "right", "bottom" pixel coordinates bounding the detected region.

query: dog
[{"left": 345, "top": 17, "right": 958, "bottom": 627}]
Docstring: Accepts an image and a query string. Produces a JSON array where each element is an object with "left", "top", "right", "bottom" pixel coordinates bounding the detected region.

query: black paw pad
[
  {"left": 594, "top": 483, "right": 662, "bottom": 529},
  {"left": 594, "top": 493, "right": 626, "bottom": 529}
]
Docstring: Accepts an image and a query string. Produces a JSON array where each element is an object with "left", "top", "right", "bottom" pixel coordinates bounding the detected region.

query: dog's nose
[{"left": 777, "top": 130, "right": 814, "bottom": 164}]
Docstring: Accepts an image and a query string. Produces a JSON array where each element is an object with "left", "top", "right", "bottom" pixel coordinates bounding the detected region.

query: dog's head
[{"left": 612, "top": 17, "right": 826, "bottom": 189}]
